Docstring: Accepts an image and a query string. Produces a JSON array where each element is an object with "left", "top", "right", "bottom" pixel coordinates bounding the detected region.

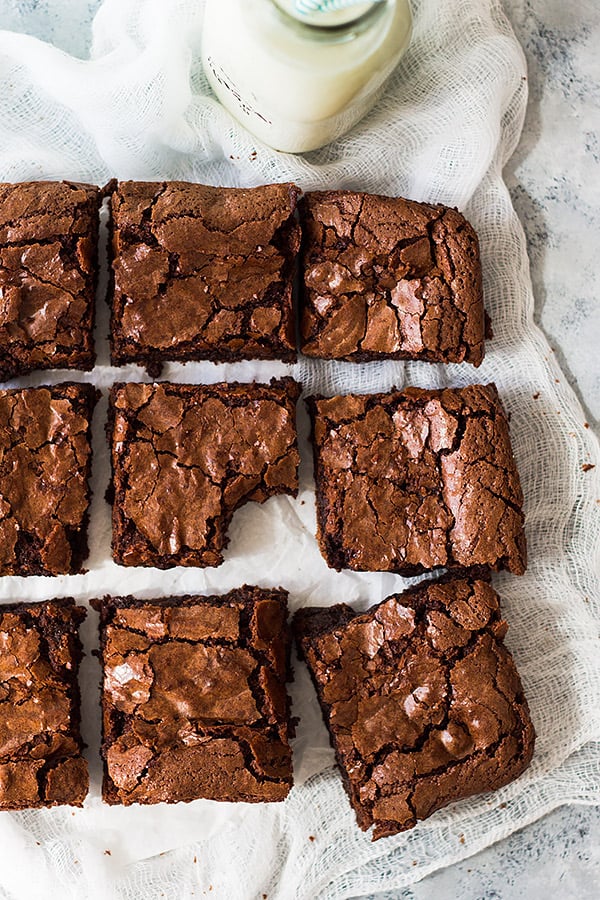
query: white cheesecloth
[{"left": 0, "top": 1, "right": 598, "bottom": 898}]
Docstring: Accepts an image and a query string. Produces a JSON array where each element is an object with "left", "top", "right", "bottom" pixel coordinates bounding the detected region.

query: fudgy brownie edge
[
  {"left": 0, "top": 597, "right": 88, "bottom": 810},
  {"left": 0, "top": 382, "right": 99, "bottom": 576},
  {"left": 0, "top": 181, "right": 99, "bottom": 380}
]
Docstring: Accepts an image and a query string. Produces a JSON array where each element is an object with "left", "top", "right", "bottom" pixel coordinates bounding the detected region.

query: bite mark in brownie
[
  {"left": 294, "top": 576, "right": 535, "bottom": 839},
  {"left": 109, "top": 181, "right": 300, "bottom": 374},
  {"left": 93, "top": 588, "right": 293, "bottom": 805},
  {"left": 0, "top": 181, "right": 99, "bottom": 380},
  {"left": 108, "top": 378, "right": 301, "bottom": 568},
  {"left": 307, "top": 383, "right": 526, "bottom": 575},
  {"left": 0, "top": 382, "right": 98, "bottom": 575},
  {"left": 0, "top": 598, "right": 88, "bottom": 810},
  {"left": 300, "top": 190, "right": 485, "bottom": 365}
]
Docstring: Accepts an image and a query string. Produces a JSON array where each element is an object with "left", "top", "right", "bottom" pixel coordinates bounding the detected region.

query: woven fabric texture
[{"left": 0, "top": 1, "right": 598, "bottom": 898}]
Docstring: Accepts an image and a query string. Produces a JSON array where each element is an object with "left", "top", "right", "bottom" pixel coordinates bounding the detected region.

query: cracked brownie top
[
  {"left": 108, "top": 378, "right": 301, "bottom": 568},
  {"left": 307, "top": 383, "right": 526, "bottom": 575},
  {"left": 294, "top": 576, "right": 535, "bottom": 839},
  {"left": 109, "top": 181, "right": 300, "bottom": 374},
  {"left": 0, "top": 383, "right": 98, "bottom": 575},
  {"left": 0, "top": 181, "right": 98, "bottom": 380},
  {"left": 299, "top": 190, "right": 485, "bottom": 365},
  {"left": 94, "top": 588, "right": 293, "bottom": 805},
  {"left": 0, "top": 598, "right": 88, "bottom": 810}
]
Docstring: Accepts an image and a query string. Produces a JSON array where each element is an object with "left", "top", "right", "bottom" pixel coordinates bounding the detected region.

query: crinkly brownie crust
[
  {"left": 300, "top": 190, "right": 484, "bottom": 365},
  {"left": 109, "top": 181, "right": 300, "bottom": 374},
  {"left": 294, "top": 576, "right": 535, "bottom": 839},
  {"left": 93, "top": 588, "right": 293, "bottom": 805},
  {"left": 0, "top": 598, "right": 88, "bottom": 810},
  {"left": 0, "top": 181, "right": 98, "bottom": 380},
  {"left": 108, "top": 378, "right": 301, "bottom": 568},
  {"left": 307, "top": 383, "right": 526, "bottom": 575},
  {"left": 0, "top": 382, "right": 98, "bottom": 575}
]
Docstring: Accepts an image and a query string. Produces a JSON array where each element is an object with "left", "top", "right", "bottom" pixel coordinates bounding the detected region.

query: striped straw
[{"left": 295, "top": 0, "right": 384, "bottom": 12}]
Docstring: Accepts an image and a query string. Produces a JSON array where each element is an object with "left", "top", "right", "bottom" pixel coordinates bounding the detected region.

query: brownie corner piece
[
  {"left": 95, "top": 587, "right": 293, "bottom": 805},
  {"left": 0, "top": 180, "right": 99, "bottom": 380},
  {"left": 0, "top": 381, "right": 98, "bottom": 575},
  {"left": 299, "top": 190, "right": 484, "bottom": 366},
  {"left": 294, "top": 576, "right": 535, "bottom": 839},
  {"left": 109, "top": 378, "right": 300, "bottom": 569},
  {"left": 109, "top": 180, "right": 300, "bottom": 371},
  {"left": 0, "top": 597, "right": 88, "bottom": 810},
  {"left": 307, "top": 382, "right": 526, "bottom": 575}
]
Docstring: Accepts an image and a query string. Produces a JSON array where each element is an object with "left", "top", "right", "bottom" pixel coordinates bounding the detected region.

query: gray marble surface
[
  {"left": 0, "top": 0, "right": 598, "bottom": 897},
  {"left": 366, "top": 804, "right": 600, "bottom": 899},
  {"left": 506, "top": 0, "right": 600, "bottom": 430}
]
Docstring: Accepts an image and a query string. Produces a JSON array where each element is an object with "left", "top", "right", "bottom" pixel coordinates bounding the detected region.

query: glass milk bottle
[{"left": 201, "top": 0, "right": 413, "bottom": 153}]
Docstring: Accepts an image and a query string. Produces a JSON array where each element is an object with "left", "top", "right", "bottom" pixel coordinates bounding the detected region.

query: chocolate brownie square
[
  {"left": 300, "top": 190, "right": 484, "bottom": 365},
  {"left": 93, "top": 588, "right": 293, "bottom": 805},
  {"left": 0, "top": 598, "right": 88, "bottom": 810},
  {"left": 307, "top": 383, "right": 526, "bottom": 575},
  {"left": 109, "top": 181, "right": 300, "bottom": 374},
  {"left": 0, "top": 383, "right": 98, "bottom": 575},
  {"left": 294, "top": 576, "right": 535, "bottom": 839},
  {"left": 108, "top": 378, "right": 300, "bottom": 568},
  {"left": 0, "top": 181, "right": 99, "bottom": 380}
]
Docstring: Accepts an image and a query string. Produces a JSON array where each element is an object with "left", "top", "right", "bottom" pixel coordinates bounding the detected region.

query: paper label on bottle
[{"left": 206, "top": 57, "right": 272, "bottom": 126}]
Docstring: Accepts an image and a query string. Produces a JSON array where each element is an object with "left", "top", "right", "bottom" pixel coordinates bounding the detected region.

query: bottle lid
[{"left": 272, "top": 0, "right": 383, "bottom": 28}]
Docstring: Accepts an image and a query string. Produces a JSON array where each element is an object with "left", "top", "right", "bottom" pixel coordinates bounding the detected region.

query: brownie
[
  {"left": 93, "top": 588, "right": 293, "bottom": 805},
  {"left": 0, "top": 382, "right": 98, "bottom": 575},
  {"left": 307, "top": 383, "right": 526, "bottom": 575},
  {"left": 0, "top": 598, "right": 88, "bottom": 810},
  {"left": 0, "top": 181, "right": 99, "bottom": 380},
  {"left": 108, "top": 378, "right": 300, "bottom": 568},
  {"left": 294, "top": 576, "right": 535, "bottom": 839},
  {"left": 299, "top": 190, "right": 484, "bottom": 365},
  {"left": 109, "top": 181, "right": 300, "bottom": 374}
]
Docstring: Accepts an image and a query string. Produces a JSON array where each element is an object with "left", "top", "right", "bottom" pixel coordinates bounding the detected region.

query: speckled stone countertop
[
  {"left": 0, "top": 0, "right": 598, "bottom": 896},
  {"left": 506, "top": 0, "right": 600, "bottom": 431}
]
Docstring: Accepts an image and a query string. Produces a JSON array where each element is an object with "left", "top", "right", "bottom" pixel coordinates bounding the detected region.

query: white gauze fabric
[{"left": 0, "top": 1, "right": 598, "bottom": 898}]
